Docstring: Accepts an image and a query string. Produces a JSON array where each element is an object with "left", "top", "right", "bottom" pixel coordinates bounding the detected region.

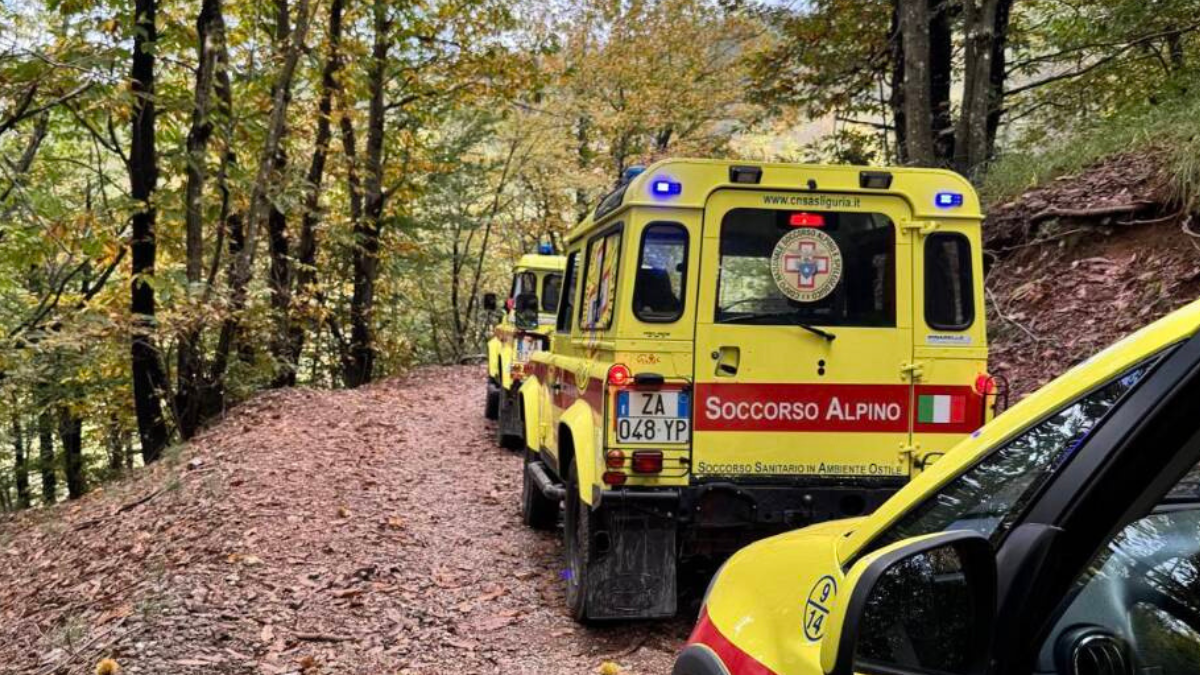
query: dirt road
[{"left": 0, "top": 367, "right": 690, "bottom": 674}]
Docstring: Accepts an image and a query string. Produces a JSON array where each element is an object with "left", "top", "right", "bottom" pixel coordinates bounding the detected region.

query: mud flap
[{"left": 587, "top": 507, "right": 677, "bottom": 620}]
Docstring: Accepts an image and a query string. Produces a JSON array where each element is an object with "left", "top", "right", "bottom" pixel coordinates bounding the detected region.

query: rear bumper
[{"left": 597, "top": 479, "right": 902, "bottom": 557}]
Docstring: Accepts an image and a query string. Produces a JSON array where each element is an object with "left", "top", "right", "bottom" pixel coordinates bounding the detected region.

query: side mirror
[
  {"left": 482, "top": 292, "right": 498, "bottom": 312},
  {"left": 514, "top": 293, "right": 540, "bottom": 330},
  {"left": 822, "top": 531, "right": 996, "bottom": 675}
]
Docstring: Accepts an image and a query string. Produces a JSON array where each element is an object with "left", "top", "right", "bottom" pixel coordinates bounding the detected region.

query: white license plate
[{"left": 616, "top": 391, "right": 690, "bottom": 444}]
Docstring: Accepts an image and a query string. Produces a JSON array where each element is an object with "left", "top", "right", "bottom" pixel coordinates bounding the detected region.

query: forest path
[{"left": 0, "top": 366, "right": 689, "bottom": 674}]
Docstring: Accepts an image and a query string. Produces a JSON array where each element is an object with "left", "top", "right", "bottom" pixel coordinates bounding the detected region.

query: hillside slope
[{"left": 985, "top": 150, "right": 1200, "bottom": 398}]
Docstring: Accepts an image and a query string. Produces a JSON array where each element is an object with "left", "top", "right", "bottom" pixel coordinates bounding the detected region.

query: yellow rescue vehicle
[
  {"left": 484, "top": 248, "right": 565, "bottom": 449},
  {"left": 519, "top": 158, "right": 992, "bottom": 621},
  {"left": 675, "top": 299, "right": 1200, "bottom": 675}
]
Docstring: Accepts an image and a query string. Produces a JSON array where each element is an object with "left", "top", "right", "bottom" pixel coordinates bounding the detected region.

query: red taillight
[
  {"left": 602, "top": 471, "right": 627, "bottom": 486},
  {"left": 605, "top": 449, "right": 625, "bottom": 469},
  {"left": 789, "top": 212, "right": 825, "bottom": 227},
  {"left": 608, "top": 364, "right": 632, "bottom": 387},
  {"left": 974, "top": 374, "right": 996, "bottom": 396},
  {"left": 632, "top": 451, "right": 663, "bottom": 474}
]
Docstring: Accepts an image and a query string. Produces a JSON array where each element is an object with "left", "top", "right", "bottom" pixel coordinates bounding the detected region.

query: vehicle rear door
[
  {"left": 691, "top": 189, "right": 915, "bottom": 481},
  {"left": 910, "top": 224, "right": 989, "bottom": 472}
]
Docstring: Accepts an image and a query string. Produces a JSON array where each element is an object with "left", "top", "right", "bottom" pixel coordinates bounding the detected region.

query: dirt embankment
[
  {"left": 985, "top": 150, "right": 1200, "bottom": 398},
  {"left": 0, "top": 369, "right": 687, "bottom": 675}
]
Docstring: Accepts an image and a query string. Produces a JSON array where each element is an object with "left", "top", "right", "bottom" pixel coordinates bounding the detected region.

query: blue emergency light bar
[
  {"left": 538, "top": 242, "right": 553, "bottom": 255},
  {"left": 652, "top": 179, "right": 682, "bottom": 196},
  {"left": 935, "top": 192, "right": 964, "bottom": 208}
]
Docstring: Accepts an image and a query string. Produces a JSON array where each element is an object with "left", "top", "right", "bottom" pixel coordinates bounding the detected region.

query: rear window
[
  {"left": 925, "top": 233, "right": 974, "bottom": 330},
  {"left": 542, "top": 273, "right": 562, "bottom": 313},
  {"left": 716, "top": 209, "right": 895, "bottom": 326},
  {"left": 634, "top": 223, "right": 687, "bottom": 322}
]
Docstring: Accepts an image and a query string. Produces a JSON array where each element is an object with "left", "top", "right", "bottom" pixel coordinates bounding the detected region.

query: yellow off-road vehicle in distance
[
  {"left": 518, "top": 158, "right": 993, "bottom": 621},
  {"left": 484, "top": 248, "right": 565, "bottom": 449}
]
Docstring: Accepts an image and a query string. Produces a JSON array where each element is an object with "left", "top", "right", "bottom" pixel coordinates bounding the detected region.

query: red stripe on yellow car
[{"left": 689, "top": 608, "right": 778, "bottom": 675}]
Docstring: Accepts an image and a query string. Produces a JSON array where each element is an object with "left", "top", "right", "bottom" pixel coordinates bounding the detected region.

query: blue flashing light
[
  {"left": 538, "top": 242, "right": 553, "bottom": 255},
  {"left": 652, "top": 179, "right": 682, "bottom": 196},
  {"left": 935, "top": 192, "right": 964, "bottom": 208},
  {"left": 623, "top": 165, "right": 646, "bottom": 183}
]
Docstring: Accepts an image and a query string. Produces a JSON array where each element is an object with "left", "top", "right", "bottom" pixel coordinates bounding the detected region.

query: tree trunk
[
  {"left": 107, "top": 415, "right": 126, "bottom": 473},
  {"left": 343, "top": 0, "right": 389, "bottom": 389},
  {"left": 129, "top": 0, "right": 170, "bottom": 463},
  {"left": 899, "top": 0, "right": 934, "bottom": 165},
  {"left": 282, "top": 0, "right": 347, "bottom": 387},
  {"left": 955, "top": 0, "right": 1008, "bottom": 176},
  {"left": 213, "top": 0, "right": 313, "bottom": 389},
  {"left": 11, "top": 409, "right": 30, "bottom": 509},
  {"left": 929, "top": 0, "right": 954, "bottom": 164},
  {"left": 38, "top": 410, "right": 56, "bottom": 505},
  {"left": 267, "top": 0, "right": 295, "bottom": 387},
  {"left": 985, "top": 0, "right": 1014, "bottom": 154},
  {"left": 58, "top": 407, "right": 86, "bottom": 499},
  {"left": 888, "top": 0, "right": 907, "bottom": 163},
  {"left": 178, "top": 0, "right": 226, "bottom": 439}
]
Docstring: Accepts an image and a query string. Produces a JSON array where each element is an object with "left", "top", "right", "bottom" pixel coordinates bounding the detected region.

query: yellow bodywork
[
  {"left": 529, "top": 158, "right": 990, "bottom": 504},
  {"left": 486, "top": 254, "right": 566, "bottom": 390},
  {"left": 696, "top": 298, "right": 1200, "bottom": 675}
]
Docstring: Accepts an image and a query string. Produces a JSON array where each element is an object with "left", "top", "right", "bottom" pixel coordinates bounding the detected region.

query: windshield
[
  {"left": 715, "top": 208, "right": 895, "bottom": 327},
  {"left": 871, "top": 360, "right": 1159, "bottom": 550}
]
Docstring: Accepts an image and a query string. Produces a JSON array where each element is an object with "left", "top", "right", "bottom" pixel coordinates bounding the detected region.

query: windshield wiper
[{"left": 720, "top": 311, "right": 837, "bottom": 341}]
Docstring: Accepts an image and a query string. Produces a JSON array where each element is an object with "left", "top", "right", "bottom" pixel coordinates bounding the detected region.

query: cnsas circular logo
[
  {"left": 770, "top": 228, "right": 844, "bottom": 303},
  {"left": 803, "top": 574, "right": 838, "bottom": 641}
]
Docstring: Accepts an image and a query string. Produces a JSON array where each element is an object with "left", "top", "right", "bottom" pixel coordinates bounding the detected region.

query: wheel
[
  {"left": 522, "top": 450, "right": 559, "bottom": 531},
  {"left": 496, "top": 387, "right": 523, "bottom": 450},
  {"left": 564, "top": 461, "right": 596, "bottom": 622},
  {"left": 484, "top": 378, "right": 499, "bottom": 420}
]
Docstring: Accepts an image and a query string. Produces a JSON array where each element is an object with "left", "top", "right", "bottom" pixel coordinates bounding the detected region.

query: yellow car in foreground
[{"left": 677, "top": 298, "right": 1200, "bottom": 675}]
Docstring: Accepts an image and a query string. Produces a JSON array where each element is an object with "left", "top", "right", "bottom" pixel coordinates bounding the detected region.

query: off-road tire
[
  {"left": 564, "top": 462, "right": 596, "bottom": 623},
  {"left": 521, "top": 450, "right": 558, "bottom": 531},
  {"left": 484, "top": 378, "right": 499, "bottom": 420}
]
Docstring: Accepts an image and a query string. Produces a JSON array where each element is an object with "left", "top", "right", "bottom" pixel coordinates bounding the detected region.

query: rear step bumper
[{"left": 527, "top": 461, "right": 565, "bottom": 501}]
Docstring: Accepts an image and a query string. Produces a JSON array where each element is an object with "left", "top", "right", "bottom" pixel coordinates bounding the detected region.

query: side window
[
  {"left": 925, "top": 233, "right": 974, "bottom": 330},
  {"left": 871, "top": 359, "right": 1158, "bottom": 551},
  {"left": 542, "top": 273, "right": 563, "bottom": 313},
  {"left": 580, "top": 229, "right": 622, "bottom": 331},
  {"left": 556, "top": 253, "right": 579, "bottom": 333},
  {"left": 633, "top": 223, "right": 687, "bottom": 323},
  {"left": 511, "top": 271, "right": 537, "bottom": 306}
]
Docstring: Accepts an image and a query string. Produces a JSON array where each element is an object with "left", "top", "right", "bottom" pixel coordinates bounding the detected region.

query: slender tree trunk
[
  {"left": 267, "top": 0, "right": 295, "bottom": 387},
  {"left": 282, "top": 0, "right": 347, "bottom": 387},
  {"left": 985, "top": 0, "right": 1014, "bottom": 153},
  {"left": 343, "top": 0, "right": 388, "bottom": 388},
  {"left": 38, "top": 410, "right": 56, "bottom": 505},
  {"left": 178, "top": 0, "right": 226, "bottom": 439},
  {"left": 58, "top": 407, "right": 85, "bottom": 499},
  {"left": 888, "top": 0, "right": 907, "bottom": 163},
  {"left": 899, "top": 0, "right": 934, "bottom": 165},
  {"left": 212, "top": 0, "right": 313, "bottom": 388},
  {"left": 107, "top": 415, "right": 126, "bottom": 472},
  {"left": 955, "top": 0, "right": 1008, "bottom": 175},
  {"left": 929, "top": 0, "right": 954, "bottom": 164},
  {"left": 11, "top": 409, "right": 30, "bottom": 509},
  {"left": 129, "top": 0, "right": 170, "bottom": 463}
]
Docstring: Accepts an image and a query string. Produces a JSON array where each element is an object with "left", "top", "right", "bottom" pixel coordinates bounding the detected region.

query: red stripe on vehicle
[
  {"left": 687, "top": 607, "right": 778, "bottom": 675},
  {"left": 694, "top": 383, "right": 984, "bottom": 435}
]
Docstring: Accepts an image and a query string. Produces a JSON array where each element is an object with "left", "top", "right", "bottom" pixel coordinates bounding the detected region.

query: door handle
[{"left": 714, "top": 346, "right": 740, "bottom": 377}]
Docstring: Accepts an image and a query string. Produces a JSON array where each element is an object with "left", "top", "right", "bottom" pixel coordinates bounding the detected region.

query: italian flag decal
[{"left": 918, "top": 394, "right": 966, "bottom": 424}]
